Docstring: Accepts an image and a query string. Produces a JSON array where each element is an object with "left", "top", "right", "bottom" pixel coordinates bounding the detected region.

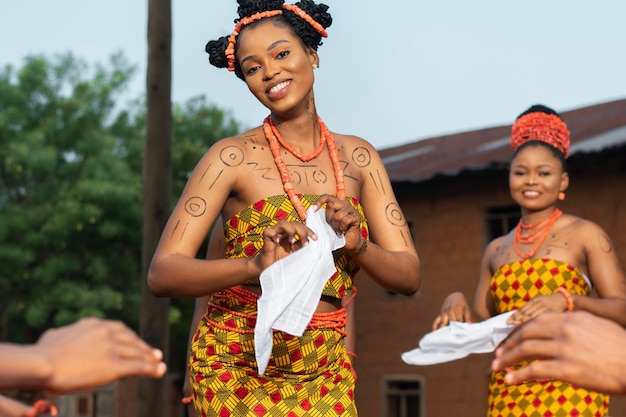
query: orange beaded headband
[
  {"left": 225, "top": 4, "right": 328, "bottom": 72},
  {"left": 510, "top": 112, "right": 570, "bottom": 158}
]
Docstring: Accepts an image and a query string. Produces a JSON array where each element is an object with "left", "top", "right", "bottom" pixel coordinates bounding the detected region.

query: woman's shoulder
[
  {"left": 332, "top": 131, "right": 376, "bottom": 150},
  {"left": 559, "top": 213, "right": 612, "bottom": 246},
  {"left": 559, "top": 213, "right": 605, "bottom": 235},
  {"left": 331, "top": 132, "right": 384, "bottom": 167},
  {"left": 214, "top": 126, "right": 264, "bottom": 146},
  {"left": 485, "top": 233, "right": 511, "bottom": 255},
  {"left": 201, "top": 126, "right": 266, "bottom": 158}
]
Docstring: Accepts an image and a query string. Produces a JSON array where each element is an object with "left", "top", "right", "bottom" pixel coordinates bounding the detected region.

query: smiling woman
[
  {"left": 431, "top": 104, "right": 626, "bottom": 417},
  {"left": 146, "top": 0, "right": 420, "bottom": 416}
]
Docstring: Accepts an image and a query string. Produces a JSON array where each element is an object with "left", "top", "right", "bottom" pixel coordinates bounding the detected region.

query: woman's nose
[{"left": 263, "top": 62, "right": 280, "bottom": 80}]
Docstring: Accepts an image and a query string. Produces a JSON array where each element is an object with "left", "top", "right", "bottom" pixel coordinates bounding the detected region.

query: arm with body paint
[{"left": 315, "top": 137, "right": 420, "bottom": 296}]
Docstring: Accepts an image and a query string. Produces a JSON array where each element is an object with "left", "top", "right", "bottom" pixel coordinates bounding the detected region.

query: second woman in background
[{"left": 433, "top": 104, "right": 626, "bottom": 417}]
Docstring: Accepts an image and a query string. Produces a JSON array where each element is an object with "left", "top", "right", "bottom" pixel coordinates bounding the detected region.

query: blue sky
[{"left": 2, "top": 1, "right": 625, "bottom": 150}]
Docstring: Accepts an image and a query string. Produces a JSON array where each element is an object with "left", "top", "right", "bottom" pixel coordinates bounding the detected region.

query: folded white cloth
[
  {"left": 401, "top": 311, "right": 516, "bottom": 365},
  {"left": 255, "top": 207, "right": 345, "bottom": 375}
]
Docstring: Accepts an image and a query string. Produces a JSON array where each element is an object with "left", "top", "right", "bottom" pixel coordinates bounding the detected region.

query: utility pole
[{"left": 139, "top": 0, "right": 172, "bottom": 415}]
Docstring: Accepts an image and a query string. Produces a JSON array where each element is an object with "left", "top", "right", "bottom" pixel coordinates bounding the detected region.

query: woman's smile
[{"left": 267, "top": 80, "right": 291, "bottom": 99}]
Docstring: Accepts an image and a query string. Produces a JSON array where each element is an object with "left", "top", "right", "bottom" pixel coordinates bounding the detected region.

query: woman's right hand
[
  {"left": 432, "top": 292, "right": 472, "bottom": 330},
  {"left": 256, "top": 220, "right": 318, "bottom": 271}
]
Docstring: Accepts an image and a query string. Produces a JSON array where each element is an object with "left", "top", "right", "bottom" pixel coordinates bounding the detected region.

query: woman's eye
[
  {"left": 245, "top": 65, "right": 260, "bottom": 76},
  {"left": 276, "top": 50, "right": 290, "bottom": 59}
]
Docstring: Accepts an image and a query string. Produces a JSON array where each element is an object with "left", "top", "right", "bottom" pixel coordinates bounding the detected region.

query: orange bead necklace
[
  {"left": 268, "top": 117, "right": 326, "bottom": 162},
  {"left": 263, "top": 115, "right": 346, "bottom": 221},
  {"left": 513, "top": 208, "right": 562, "bottom": 259}
]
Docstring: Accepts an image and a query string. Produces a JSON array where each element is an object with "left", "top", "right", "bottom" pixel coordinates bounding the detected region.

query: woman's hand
[
  {"left": 257, "top": 220, "right": 318, "bottom": 271},
  {"left": 432, "top": 292, "right": 472, "bottom": 330},
  {"left": 507, "top": 293, "right": 568, "bottom": 325},
  {"left": 313, "top": 194, "right": 364, "bottom": 254}
]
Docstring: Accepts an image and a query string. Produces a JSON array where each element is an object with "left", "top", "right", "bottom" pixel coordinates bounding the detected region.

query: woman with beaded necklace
[
  {"left": 432, "top": 104, "right": 626, "bottom": 417},
  {"left": 147, "top": 0, "right": 420, "bottom": 415}
]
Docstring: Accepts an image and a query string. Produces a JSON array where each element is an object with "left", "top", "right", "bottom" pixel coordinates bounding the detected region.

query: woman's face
[
  {"left": 236, "top": 19, "right": 318, "bottom": 115},
  {"left": 509, "top": 143, "right": 569, "bottom": 211}
]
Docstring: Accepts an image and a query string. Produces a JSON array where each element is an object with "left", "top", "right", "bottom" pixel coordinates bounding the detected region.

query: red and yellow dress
[
  {"left": 189, "top": 194, "right": 368, "bottom": 416},
  {"left": 487, "top": 258, "right": 609, "bottom": 417}
]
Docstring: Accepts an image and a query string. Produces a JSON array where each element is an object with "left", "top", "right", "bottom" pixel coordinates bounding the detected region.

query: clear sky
[{"left": 2, "top": 1, "right": 625, "bottom": 150}]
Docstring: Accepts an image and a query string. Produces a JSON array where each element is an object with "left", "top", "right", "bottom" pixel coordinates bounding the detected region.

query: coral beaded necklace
[
  {"left": 513, "top": 208, "right": 562, "bottom": 259},
  {"left": 263, "top": 115, "right": 346, "bottom": 221}
]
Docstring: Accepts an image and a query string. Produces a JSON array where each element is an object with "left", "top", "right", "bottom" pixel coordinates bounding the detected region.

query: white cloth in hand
[
  {"left": 401, "top": 311, "right": 516, "bottom": 365},
  {"left": 255, "top": 207, "right": 345, "bottom": 375}
]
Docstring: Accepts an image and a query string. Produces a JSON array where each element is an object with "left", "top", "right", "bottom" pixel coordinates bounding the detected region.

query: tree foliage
[{"left": 0, "top": 53, "right": 241, "bottom": 343}]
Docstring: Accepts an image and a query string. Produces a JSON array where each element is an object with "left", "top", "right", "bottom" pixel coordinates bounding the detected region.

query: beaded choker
[
  {"left": 263, "top": 115, "right": 345, "bottom": 221},
  {"left": 513, "top": 209, "right": 562, "bottom": 259}
]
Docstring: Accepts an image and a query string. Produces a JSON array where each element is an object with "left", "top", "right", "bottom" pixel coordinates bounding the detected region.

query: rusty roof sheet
[{"left": 380, "top": 98, "right": 626, "bottom": 183}]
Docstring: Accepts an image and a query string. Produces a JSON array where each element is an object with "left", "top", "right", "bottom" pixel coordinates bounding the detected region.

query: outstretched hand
[
  {"left": 36, "top": 317, "right": 167, "bottom": 393},
  {"left": 492, "top": 311, "right": 626, "bottom": 394}
]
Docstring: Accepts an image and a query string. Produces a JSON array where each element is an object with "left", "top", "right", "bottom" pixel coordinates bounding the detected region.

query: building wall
[{"left": 354, "top": 148, "right": 626, "bottom": 416}]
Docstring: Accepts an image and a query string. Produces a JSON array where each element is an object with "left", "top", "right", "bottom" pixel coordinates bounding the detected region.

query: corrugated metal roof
[{"left": 381, "top": 98, "right": 626, "bottom": 183}]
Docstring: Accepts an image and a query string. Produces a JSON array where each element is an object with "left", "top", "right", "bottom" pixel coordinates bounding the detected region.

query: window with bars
[
  {"left": 484, "top": 205, "right": 519, "bottom": 242},
  {"left": 383, "top": 377, "right": 423, "bottom": 417}
]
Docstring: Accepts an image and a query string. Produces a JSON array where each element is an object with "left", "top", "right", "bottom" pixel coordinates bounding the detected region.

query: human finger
[
  {"left": 311, "top": 194, "right": 334, "bottom": 211},
  {"left": 263, "top": 221, "right": 317, "bottom": 243},
  {"left": 491, "top": 326, "right": 559, "bottom": 371},
  {"left": 432, "top": 314, "right": 449, "bottom": 330},
  {"left": 501, "top": 358, "right": 560, "bottom": 385}
]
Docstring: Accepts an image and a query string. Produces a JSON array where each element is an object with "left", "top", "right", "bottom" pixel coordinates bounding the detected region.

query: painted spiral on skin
[
  {"left": 184, "top": 197, "right": 207, "bottom": 217},
  {"left": 352, "top": 147, "right": 371, "bottom": 168},
  {"left": 386, "top": 202, "right": 406, "bottom": 227},
  {"left": 220, "top": 146, "right": 244, "bottom": 167}
]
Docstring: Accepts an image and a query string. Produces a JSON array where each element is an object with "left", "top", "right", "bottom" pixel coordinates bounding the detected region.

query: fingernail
[
  {"left": 157, "top": 362, "right": 167, "bottom": 376},
  {"left": 503, "top": 372, "right": 514, "bottom": 384}
]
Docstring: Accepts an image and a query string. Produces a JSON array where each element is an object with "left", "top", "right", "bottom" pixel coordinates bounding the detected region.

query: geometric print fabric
[
  {"left": 487, "top": 258, "right": 609, "bottom": 416},
  {"left": 222, "top": 194, "right": 369, "bottom": 299},
  {"left": 189, "top": 288, "right": 357, "bottom": 416}
]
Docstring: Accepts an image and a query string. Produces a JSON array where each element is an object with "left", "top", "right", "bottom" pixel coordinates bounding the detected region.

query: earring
[
  {"left": 558, "top": 191, "right": 566, "bottom": 201},
  {"left": 312, "top": 63, "right": 319, "bottom": 69}
]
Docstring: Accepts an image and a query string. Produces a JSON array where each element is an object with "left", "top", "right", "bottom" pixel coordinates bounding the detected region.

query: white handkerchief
[
  {"left": 255, "top": 207, "right": 345, "bottom": 375},
  {"left": 401, "top": 311, "right": 516, "bottom": 365}
]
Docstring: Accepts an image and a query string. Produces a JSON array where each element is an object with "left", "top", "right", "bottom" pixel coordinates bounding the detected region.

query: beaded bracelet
[
  {"left": 555, "top": 287, "right": 574, "bottom": 312},
  {"left": 25, "top": 400, "right": 58, "bottom": 417}
]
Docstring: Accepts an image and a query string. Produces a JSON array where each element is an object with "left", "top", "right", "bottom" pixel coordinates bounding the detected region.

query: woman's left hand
[
  {"left": 313, "top": 194, "right": 364, "bottom": 254},
  {"left": 507, "top": 293, "right": 569, "bottom": 325}
]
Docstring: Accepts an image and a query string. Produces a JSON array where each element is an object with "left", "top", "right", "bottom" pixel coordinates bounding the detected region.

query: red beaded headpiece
[
  {"left": 510, "top": 112, "right": 570, "bottom": 158},
  {"left": 225, "top": 4, "right": 328, "bottom": 72}
]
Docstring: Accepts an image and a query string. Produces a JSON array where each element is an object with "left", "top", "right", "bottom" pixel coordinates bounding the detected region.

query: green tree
[{"left": 0, "top": 53, "right": 240, "bottom": 344}]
